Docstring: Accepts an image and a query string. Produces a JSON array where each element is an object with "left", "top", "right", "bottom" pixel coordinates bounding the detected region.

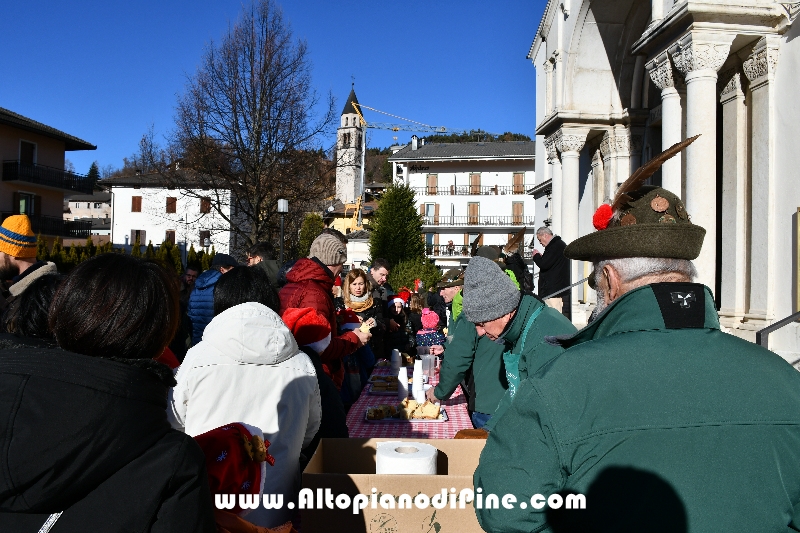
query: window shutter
[
  {"left": 513, "top": 173, "right": 524, "bottom": 194},
  {"left": 419, "top": 204, "right": 424, "bottom": 216},
  {"left": 132, "top": 196, "right": 142, "bottom": 212},
  {"left": 470, "top": 173, "right": 481, "bottom": 195},
  {"left": 166, "top": 197, "right": 177, "bottom": 213},
  {"left": 200, "top": 197, "right": 211, "bottom": 214},
  {"left": 434, "top": 203, "right": 440, "bottom": 225},
  {"left": 165, "top": 230, "right": 176, "bottom": 245}
]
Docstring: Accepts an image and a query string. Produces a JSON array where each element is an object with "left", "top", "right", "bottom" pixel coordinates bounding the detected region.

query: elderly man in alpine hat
[{"left": 473, "top": 139, "right": 800, "bottom": 532}]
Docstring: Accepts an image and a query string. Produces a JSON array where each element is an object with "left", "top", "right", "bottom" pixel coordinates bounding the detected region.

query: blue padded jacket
[{"left": 187, "top": 269, "right": 221, "bottom": 345}]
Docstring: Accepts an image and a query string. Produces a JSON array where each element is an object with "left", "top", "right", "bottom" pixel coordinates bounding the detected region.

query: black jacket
[
  {"left": 532, "top": 235, "right": 571, "bottom": 299},
  {"left": 0, "top": 348, "right": 216, "bottom": 532}
]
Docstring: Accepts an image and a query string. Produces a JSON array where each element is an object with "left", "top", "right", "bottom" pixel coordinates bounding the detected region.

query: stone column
[
  {"left": 554, "top": 51, "right": 564, "bottom": 110},
  {"left": 669, "top": 32, "right": 733, "bottom": 291},
  {"left": 599, "top": 131, "right": 616, "bottom": 201},
  {"left": 646, "top": 52, "right": 683, "bottom": 195},
  {"left": 591, "top": 149, "right": 605, "bottom": 208},
  {"left": 557, "top": 128, "right": 588, "bottom": 318},
  {"left": 613, "top": 125, "right": 632, "bottom": 183},
  {"left": 742, "top": 37, "right": 780, "bottom": 327},
  {"left": 718, "top": 67, "right": 749, "bottom": 328},
  {"left": 545, "top": 134, "right": 562, "bottom": 235}
]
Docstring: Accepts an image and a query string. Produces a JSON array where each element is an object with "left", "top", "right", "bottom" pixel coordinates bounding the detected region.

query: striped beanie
[{"left": 0, "top": 215, "right": 37, "bottom": 258}]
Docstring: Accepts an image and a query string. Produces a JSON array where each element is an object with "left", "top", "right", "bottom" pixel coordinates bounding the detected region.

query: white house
[
  {"left": 389, "top": 139, "right": 537, "bottom": 268},
  {"left": 102, "top": 173, "right": 234, "bottom": 260},
  {"left": 529, "top": 0, "right": 800, "bottom": 359},
  {"left": 64, "top": 192, "right": 111, "bottom": 221}
]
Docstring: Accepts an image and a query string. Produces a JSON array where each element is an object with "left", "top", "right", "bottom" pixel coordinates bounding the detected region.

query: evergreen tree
[
  {"left": 131, "top": 235, "right": 142, "bottom": 258},
  {"left": 36, "top": 234, "right": 49, "bottom": 262},
  {"left": 67, "top": 244, "right": 79, "bottom": 269},
  {"left": 170, "top": 245, "right": 184, "bottom": 275},
  {"left": 200, "top": 251, "right": 211, "bottom": 272},
  {"left": 187, "top": 244, "right": 198, "bottom": 266},
  {"left": 84, "top": 236, "right": 96, "bottom": 257},
  {"left": 388, "top": 258, "right": 442, "bottom": 294},
  {"left": 298, "top": 213, "right": 324, "bottom": 258},
  {"left": 368, "top": 183, "right": 425, "bottom": 267},
  {"left": 87, "top": 161, "right": 100, "bottom": 186},
  {"left": 145, "top": 240, "right": 156, "bottom": 259}
]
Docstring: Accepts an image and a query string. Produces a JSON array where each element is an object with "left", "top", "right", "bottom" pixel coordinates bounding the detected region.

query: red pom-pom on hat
[
  {"left": 593, "top": 204, "right": 613, "bottom": 231},
  {"left": 336, "top": 308, "right": 362, "bottom": 331}
]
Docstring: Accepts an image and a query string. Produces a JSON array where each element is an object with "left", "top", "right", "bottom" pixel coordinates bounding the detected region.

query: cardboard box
[{"left": 302, "top": 438, "right": 486, "bottom": 533}]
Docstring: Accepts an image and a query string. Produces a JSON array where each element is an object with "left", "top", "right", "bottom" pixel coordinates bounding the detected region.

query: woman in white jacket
[{"left": 170, "top": 267, "right": 321, "bottom": 528}]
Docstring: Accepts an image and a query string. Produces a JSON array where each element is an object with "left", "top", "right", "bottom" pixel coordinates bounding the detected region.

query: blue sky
[{"left": 1, "top": 0, "right": 547, "bottom": 175}]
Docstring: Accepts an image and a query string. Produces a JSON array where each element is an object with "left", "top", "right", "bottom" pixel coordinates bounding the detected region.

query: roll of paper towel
[{"left": 376, "top": 441, "right": 438, "bottom": 475}]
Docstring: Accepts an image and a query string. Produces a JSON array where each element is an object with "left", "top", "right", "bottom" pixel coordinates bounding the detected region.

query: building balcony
[
  {"left": 425, "top": 243, "right": 471, "bottom": 257},
  {"left": 421, "top": 215, "right": 535, "bottom": 227},
  {"left": 3, "top": 160, "right": 95, "bottom": 194},
  {"left": 0, "top": 212, "right": 91, "bottom": 239},
  {"left": 412, "top": 185, "right": 532, "bottom": 196}
]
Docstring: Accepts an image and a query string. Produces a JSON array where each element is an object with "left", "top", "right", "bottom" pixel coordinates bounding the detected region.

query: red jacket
[{"left": 279, "top": 258, "right": 359, "bottom": 388}]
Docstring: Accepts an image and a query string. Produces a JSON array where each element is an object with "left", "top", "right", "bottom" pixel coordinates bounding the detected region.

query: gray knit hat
[
  {"left": 462, "top": 256, "right": 520, "bottom": 323},
  {"left": 309, "top": 233, "right": 347, "bottom": 266}
]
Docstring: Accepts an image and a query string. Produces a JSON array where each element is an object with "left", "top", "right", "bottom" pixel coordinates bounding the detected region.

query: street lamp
[
  {"left": 277, "top": 199, "right": 289, "bottom": 264},
  {"left": 178, "top": 217, "right": 187, "bottom": 266}
]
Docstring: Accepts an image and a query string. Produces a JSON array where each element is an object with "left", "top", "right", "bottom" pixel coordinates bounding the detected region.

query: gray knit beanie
[
  {"left": 309, "top": 234, "right": 347, "bottom": 266},
  {"left": 462, "top": 256, "right": 520, "bottom": 323}
]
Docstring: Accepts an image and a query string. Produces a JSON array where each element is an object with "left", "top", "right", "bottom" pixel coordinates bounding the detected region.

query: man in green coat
[
  {"left": 457, "top": 256, "right": 576, "bottom": 429},
  {"left": 474, "top": 185, "right": 800, "bottom": 532}
]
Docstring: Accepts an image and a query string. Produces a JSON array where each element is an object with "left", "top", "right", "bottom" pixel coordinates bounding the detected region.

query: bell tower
[{"left": 335, "top": 86, "right": 364, "bottom": 204}]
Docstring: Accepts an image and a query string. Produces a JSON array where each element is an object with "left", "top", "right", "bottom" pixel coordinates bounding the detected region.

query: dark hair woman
[
  {"left": 0, "top": 273, "right": 63, "bottom": 349},
  {"left": 214, "top": 266, "right": 278, "bottom": 315},
  {"left": 0, "top": 254, "right": 216, "bottom": 532}
]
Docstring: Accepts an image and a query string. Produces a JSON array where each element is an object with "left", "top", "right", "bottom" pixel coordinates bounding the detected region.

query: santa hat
[
  {"left": 193, "top": 422, "right": 274, "bottom": 516},
  {"left": 390, "top": 289, "right": 411, "bottom": 308},
  {"left": 337, "top": 308, "right": 362, "bottom": 331},
  {"left": 421, "top": 308, "right": 439, "bottom": 330},
  {"left": 282, "top": 307, "right": 332, "bottom": 354}
]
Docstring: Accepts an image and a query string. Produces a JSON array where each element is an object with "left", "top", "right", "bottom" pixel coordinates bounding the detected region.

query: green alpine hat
[
  {"left": 437, "top": 268, "right": 464, "bottom": 288},
  {"left": 564, "top": 185, "right": 705, "bottom": 261},
  {"left": 564, "top": 136, "right": 705, "bottom": 262}
]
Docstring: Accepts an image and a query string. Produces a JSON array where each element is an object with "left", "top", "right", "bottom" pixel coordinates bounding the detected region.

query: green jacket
[
  {"left": 474, "top": 283, "right": 800, "bottom": 532},
  {"left": 484, "top": 294, "right": 576, "bottom": 429},
  {"left": 434, "top": 314, "right": 506, "bottom": 415}
]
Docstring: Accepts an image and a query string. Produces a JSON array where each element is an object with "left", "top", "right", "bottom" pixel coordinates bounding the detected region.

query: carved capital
[
  {"left": 558, "top": 134, "right": 586, "bottom": 154},
  {"left": 718, "top": 67, "right": 744, "bottom": 101},
  {"left": 669, "top": 33, "right": 732, "bottom": 75},
  {"left": 544, "top": 133, "right": 560, "bottom": 162},
  {"left": 646, "top": 53, "right": 675, "bottom": 91},
  {"left": 743, "top": 37, "right": 780, "bottom": 86}
]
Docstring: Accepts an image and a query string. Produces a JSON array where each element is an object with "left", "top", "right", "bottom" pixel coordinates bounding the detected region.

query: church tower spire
[{"left": 335, "top": 86, "right": 364, "bottom": 204}]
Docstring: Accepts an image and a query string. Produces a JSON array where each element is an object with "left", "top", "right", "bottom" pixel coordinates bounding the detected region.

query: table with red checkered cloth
[{"left": 346, "top": 364, "right": 473, "bottom": 439}]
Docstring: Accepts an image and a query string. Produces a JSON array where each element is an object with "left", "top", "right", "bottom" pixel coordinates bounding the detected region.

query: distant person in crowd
[
  {"left": 0, "top": 254, "right": 216, "bottom": 532},
  {"left": 172, "top": 266, "right": 320, "bottom": 529},
  {"left": 475, "top": 183, "right": 800, "bottom": 532},
  {"left": 415, "top": 308, "right": 446, "bottom": 348},
  {"left": 385, "top": 289, "right": 411, "bottom": 353},
  {"left": 459, "top": 256, "right": 576, "bottom": 430},
  {"left": 342, "top": 268, "right": 383, "bottom": 331},
  {"left": 437, "top": 268, "right": 464, "bottom": 331},
  {"left": 282, "top": 307, "right": 349, "bottom": 459},
  {"left": 0, "top": 215, "right": 57, "bottom": 315},
  {"left": 194, "top": 422, "right": 297, "bottom": 533},
  {"left": 179, "top": 266, "right": 200, "bottom": 307},
  {"left": 335, "top": 309, "right": 374, "bottom": 409},
  {"left": 279, "top": 233, "right": 370, "bottom": 389},
  {"left": 365, "top": 258, "right": 392, "bottom": 356},
  {"left": 504, "top": 251, "right": 535, "bottom": 295},
  {"left": 187, "top": 253, "right": 238, "bottom": 345},
  {"left": 408, "top": 293, "right": 425, "bottom": 335},
  {"left": 532, "top": 226, "right": 571, "bottom": 321},
  {"left": 1, "top": 273, "right": 62, "bottom": 349},
  {"left": 247, "top": 241, "right": 280, "bottom": 286}
]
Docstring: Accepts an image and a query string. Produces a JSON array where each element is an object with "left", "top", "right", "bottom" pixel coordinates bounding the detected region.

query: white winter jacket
[{"left": 170, "top": 302, "right": 321, "bottom": 527}]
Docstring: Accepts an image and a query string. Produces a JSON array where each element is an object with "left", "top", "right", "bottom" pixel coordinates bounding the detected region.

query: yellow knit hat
[{"left": 0, "top": 215, "right": 37, "bottom": 258}]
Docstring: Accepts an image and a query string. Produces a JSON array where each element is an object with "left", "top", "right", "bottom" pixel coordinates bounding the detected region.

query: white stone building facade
[
  {"left": 390, "top": 141, "right": 536, "bottom": 269},
  {"left": 104, "top": 174, "right": 234, "bottom": 259},
  {"left": 529, "top": 0, "right": 800, "bottom": 359}
]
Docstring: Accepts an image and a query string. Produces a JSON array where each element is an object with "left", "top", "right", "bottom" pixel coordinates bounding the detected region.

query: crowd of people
[{"left": 4, "top": 157, "right": 800, "bottom": 532}]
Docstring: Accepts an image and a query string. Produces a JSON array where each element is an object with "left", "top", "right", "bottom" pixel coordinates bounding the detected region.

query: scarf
[{"left": 345, "top": 291, "right": 374, "bottom": 313}]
